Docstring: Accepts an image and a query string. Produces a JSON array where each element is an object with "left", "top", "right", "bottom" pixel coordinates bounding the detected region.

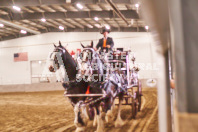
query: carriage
[{"left": 107, "top": 49, "right": 142, "bottom": 118}]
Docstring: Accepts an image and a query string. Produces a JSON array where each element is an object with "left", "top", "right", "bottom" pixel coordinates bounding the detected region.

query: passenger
[
  {"left": 170, "top": 79, "right": 175, "bottom": 89},
  {"left": 170, "top": 73, "right": 175, "bottom": 89},
  {"left": 94, "top": 28, "right": 114, "bottom": 53}
]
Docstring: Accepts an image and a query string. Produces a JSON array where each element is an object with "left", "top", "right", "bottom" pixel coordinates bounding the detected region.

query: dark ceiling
[{"left": 0, "top": 0, "right": 145, "bottom": 41}]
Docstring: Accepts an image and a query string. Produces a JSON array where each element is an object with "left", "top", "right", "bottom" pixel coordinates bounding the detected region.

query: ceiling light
[
  {"left": 94, "top": 17, "right": 99, "bottom": 21},
  {"left": 20, "top": 30, "right": 27, "bottom": 34},
  {"left": 105, "top": 25, "right": 110, "bottom": 30},
  {"left": 13, "top": 6, "right": 21, "bottom": 11},
  {"left": 145, "top": 26, "right": 149, "bottom": 30},
  {"left": 0, "top": 24, "right": 4, "bottom": 27},
  {"left": 94, "top": 24, "right": 101, "bottom": 28},
  {"left": 66, "top": 0, "right": 71, "bottom": 3},
  {"left": 41, "top": 18, "right": 46, "bottom": 22},
  {"left": 59, "top": 26, "right": 64, "bottom": 30},
  {"left": 76, "top": 3, "right": 83, "bottom": 9},
  {"left": 87, "top": 24, "right": 93, "bottom": 28},
  {"left": 39, "top": 61, "right": 42, "bottom": 64},
  {"left": 135, "top": 4, "right": 139, "bottom": 8}
]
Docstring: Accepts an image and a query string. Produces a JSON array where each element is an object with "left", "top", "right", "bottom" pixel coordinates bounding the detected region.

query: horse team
[{"left": 49, "top": 41, "right": 140, "bottom": 132}]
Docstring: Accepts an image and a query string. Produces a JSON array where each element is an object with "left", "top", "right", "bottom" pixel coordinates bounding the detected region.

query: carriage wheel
[
  {"left": 137, "top": 81, "right": 142, "bottom": 111},
  {"left": 131, "top": 89, "right": 138, "bottom": 119},
  {"left": 138, "top": 95, "right": 142, "bottom": 111},
  {"left": 132, "top": 100, "right": 137, "bottom": 119}
]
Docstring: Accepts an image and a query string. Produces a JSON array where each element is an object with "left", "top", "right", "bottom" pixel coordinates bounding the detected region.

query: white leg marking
[
  {"left": 95, "top": 115, "right": 104, "bottom": 132},
  {"left": 74, "top": 103, "right": 87, "bottom": 131},
  {"left": 93, "top": 108, "right": 97, "bottom": 127},
  {"left": 82, "top": 106, "right": 89, "bottom": 121},
  {"left": 115, "top": 99, "right": 124, "bottom": 127},
  {"left": 74, "top": 104, "right": 79, "bottom": 126},
  {"left": 105, "top": 110, "right": 113, "bottom": 123}
]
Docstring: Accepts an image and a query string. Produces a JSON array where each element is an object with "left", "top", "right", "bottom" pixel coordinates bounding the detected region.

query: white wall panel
[{"left": 0, "top": 32, "right": 161, "bottom": 85}]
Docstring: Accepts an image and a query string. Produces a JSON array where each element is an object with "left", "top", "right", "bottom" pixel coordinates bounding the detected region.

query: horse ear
[
  {"left": 91, "top": 41, "right": 93, "bottom": 48},
  {"left": 53, "top": 43, "right": 56, "bottom": 47},
  {"left": 59, "top": 41, "right": 62, "bottom": 46},
  {"left": 81, "top": 43, "right": 85, "bottom": 48}
]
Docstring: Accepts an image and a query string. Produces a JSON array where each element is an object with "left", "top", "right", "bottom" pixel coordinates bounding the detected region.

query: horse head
[
  {"left": 78, "top": 41, "right": 104, "bottom": 81},
  {"left": 49, "top": 41, "right": 66, "bottom": 72},
  {"left": 48, "top": 41, "right": 77, "bottom": 82}
]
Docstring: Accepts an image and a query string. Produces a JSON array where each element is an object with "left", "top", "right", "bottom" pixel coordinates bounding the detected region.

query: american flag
[{"left": 14, "top": 52, "right": 28, "bottom": 62}]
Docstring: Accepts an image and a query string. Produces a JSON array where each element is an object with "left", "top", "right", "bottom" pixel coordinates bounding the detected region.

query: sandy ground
[{"left": 0, "top": 88, "right": 158, "bottom": 132}]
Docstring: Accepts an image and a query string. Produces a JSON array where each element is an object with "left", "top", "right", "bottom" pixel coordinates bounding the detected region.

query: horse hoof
[
  {"left": 114, "top": 119, "right": 125, "bottom": 128},
  {"left": 105, "top": 111, "right": 113, "bottom": 123},
  {"left": 95, "top": 128, "right": 104, "bottom": 132},
  {"left": 93, "top": 118, "right": 97, "bottom": 127},
  {"left": 75, "top": 127, "right": 85, "bottom": 132},
  {"left": 93, "top": 122, "right": 97, "bottom": 127},
  {"left": 95, "top": 131, "right": 103, "bottom": 132}
]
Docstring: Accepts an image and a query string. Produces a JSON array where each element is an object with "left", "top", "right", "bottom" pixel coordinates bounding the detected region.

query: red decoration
[
  {"left": 70, "top": 50, "right": 75, "bottom": 56},
  {"left": 85, "top": 85, "right": 90, "bottom": 94},
  {"left": 77, "top": 49, "right": 81, "bottom": 53}
]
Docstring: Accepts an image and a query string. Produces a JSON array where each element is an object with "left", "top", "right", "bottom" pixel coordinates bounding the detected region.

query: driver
[{"left": 94, "top": 28, "right": 114, "bottom": 53}]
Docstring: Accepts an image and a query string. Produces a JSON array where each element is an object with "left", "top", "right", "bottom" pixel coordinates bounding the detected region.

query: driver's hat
[{"left": 100, "top": 28, "right": 110, "bottom": 34}]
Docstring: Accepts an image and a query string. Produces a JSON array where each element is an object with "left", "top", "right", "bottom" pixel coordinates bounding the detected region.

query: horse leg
[
  {"left": 105, "top": 98, "right": 114, "bottom": 123},
  {"left": 74, "top": 103, "right": 87, "bottom": 132},
  {"left": 115, "top": 94, "right": 125, "bottom": 127},
  {"left": 74, "top": 112, "right": 86, "bottom": 132},
  {"left": 95, "top": 105, "right": 104, "bottom": 132},
  {"left": 93, "top": 107, "right": 97, "bottom": 127},
  {"left": 105, "top": 110, "right": 113, "bottom": 123},
  {"left": 82, "top": 106, "right": 89, "bottom": 121},
  {"left": 110, "top": 99, "right": 115, "bottom": 112}
]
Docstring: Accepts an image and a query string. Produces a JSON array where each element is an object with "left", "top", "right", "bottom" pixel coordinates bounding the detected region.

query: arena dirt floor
[{"left": 0, "top": 88, "right": 158, "bottom": 132}]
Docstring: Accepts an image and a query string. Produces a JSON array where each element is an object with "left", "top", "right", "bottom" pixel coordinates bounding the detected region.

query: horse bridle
[{"left": 49, "top": 47, "right": 66, "bottom": 69}]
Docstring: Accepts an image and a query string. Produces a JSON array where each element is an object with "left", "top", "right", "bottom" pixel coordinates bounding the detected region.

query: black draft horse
[{"left": 48, "top": 41, "right": 104, "bottom": 132}]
